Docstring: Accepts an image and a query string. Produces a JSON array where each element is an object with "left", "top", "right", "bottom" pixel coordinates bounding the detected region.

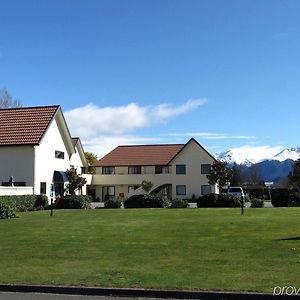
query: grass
[{"left": 0, "top": 208, "right": 299, "bottom": 293}]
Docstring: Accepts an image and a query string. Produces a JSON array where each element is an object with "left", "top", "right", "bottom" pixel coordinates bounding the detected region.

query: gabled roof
[
  {"left": 96, "top": 144, "right": 185, "bottom": 166},
  {"left": 71, "top": 137, "right": 88, "bottom": 167},
  {"left": 0, "top": 105, "right": 60, "bottom": 146},
  {"left": 96, "top": 138, "right": 216, "bottom": 167}
]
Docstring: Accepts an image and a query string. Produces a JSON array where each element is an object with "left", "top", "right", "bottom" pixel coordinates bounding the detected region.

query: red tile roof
[
  {"left": 96, "top": 144, "right": 185, "bottom": 166},
  {"left": 0, "top": 105, "right": 59, "bottom": 146}
]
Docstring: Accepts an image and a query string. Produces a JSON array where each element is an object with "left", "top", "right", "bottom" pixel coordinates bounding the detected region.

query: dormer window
[{"left": 55, "top": 150, "right": 65, "bottom": 159}]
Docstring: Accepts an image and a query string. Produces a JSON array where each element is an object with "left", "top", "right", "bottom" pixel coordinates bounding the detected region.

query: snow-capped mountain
[
  {"left": 273, "top": 147, "right": 300, "bottom": 162},
  {"left": 216, "top": 146, "right": 300, "bottom": 166}
]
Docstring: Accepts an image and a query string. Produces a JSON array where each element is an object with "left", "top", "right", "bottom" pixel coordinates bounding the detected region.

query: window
[
  {"left": 102, "top": 166, "right": 115, "bottom": 174},
  {"left": 201, "top": 164, "right": 211, "bottom": 174},
  {"left": 55, "top": 150, "right": 64, "bottom": 159},
  {"left": 103, "top": 186, "right": 115, "bottom": 200},
  {"left": 201, "top": 185, "right": 211, "bottom": 195},
  {"left": 176, "top": 185, "right": 186, "bottom": 195},
  {"left": 40, "top": 182, "right": 47, "bottom": 194},
  {"left": 155, "top": 165, "right": 170, "bottom": 174},
  {"left": 128, "top": 166, "right": 141, "bottom": 174},
  {"left": 128, "top": 186, "right": 140, "bottom": 193},
  {"left": 176, "top": 164, "right": 186, "bottom": 174}
]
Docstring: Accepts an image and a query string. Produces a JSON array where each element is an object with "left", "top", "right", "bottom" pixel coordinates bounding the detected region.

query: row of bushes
[
  {"left": 0, "top": 194, "right": 49, "bottom": 219},
  {"left": 54, "top": 195, "right": 92, "bottom": 209},
  {"left": 103, "top": 195, "right": 189, "bottom": 209},
  {"left": 103, "top": 193, "right": 267, "bottom": 209},
  {"left": 0, "top": 194, "right": 49, "bottom": 212},
  {"left": 0, "top": 194, "right": 93, "bottom": 219}
]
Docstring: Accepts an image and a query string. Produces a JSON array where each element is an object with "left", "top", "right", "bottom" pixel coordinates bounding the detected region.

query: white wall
[
  {"left": 34, "top": 118, "right": 73, "bottom": 196},
  {"left": 0, "top": 146, "right": 34, "bottom": 186},
  {"left": 170, "top": 139, "right": 216, "bottom": 198}
]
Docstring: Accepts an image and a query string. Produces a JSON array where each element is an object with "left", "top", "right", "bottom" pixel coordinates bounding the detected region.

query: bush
[
  {"left": 250, "top": 198, "right": 264, "bottom": 208},
  {"left": 0, "top": 195, "right": 36, "bottom": 212},
  {"left": 34, "top": 194, "right": 49, "bottom": 210},
  {"left": 104, "top": 198, "right": 122, "bottom": 208},
  {"left": 170, "top": 198, "right": 189, "bottom": 208},
  {"left": 217, "top": 193, "right": 241, "bottom": 208},
  {"left": 271, "top": 189, "right": 300, "bottom": 207},
  {"left": 197, "top": 193, "right": 241, "bottom": 208},
  {"left": 124, "top": 194, "right": 170, "bottom": 208},
  {"left": 124, "top": 194, "right": 145, "bottom": 208},
  {"left": 55, "top": 195, "right": 92, "bottom": 209},
  {"left": 144, "top": 194, "right": 170, "bottom": 208},
  {"left": 0, "top": 198, "right": 17, "bottom": 219},
  {"left": 197, "top": 193, "right": 218, "bottom": 208}
]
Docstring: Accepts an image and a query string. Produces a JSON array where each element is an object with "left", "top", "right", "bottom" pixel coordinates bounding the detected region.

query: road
[{"left": 0, "top": 293, "right": 169, "bottom": 300}]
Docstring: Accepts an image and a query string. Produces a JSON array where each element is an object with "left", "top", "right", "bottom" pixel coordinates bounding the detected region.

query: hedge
[
  {"left": 197, "top": 193, "right": 241, "bottom": 208},
  {"left": 0, "top": 198, "right": 17, "bottom": 219},
  {"left": 170, "top": 198, "right": 189, "bottom": 208},
  {"left": 271, "top": 189, "right": 300, "bottom": 207},
  {"left": 55, "top": 195, "right": 92, "bottom": 209},
  {"left": 104, "top": 198, "right": 122, "bottom": 208},
  {"left": 0, "top": 195, "right": 49, "bottom": 212},
  {"left": 124, "top": 194, "right": 170, "bottom": 208}
]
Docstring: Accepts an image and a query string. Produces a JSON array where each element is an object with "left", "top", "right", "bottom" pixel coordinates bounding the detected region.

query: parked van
[{"left": 228, "top": 186, "right": 245, "bottom": 200}]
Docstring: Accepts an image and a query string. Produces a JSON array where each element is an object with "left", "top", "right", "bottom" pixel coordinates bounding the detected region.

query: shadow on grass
[{"left": 280, "top": 236, "right": 300, "bottom": 241}]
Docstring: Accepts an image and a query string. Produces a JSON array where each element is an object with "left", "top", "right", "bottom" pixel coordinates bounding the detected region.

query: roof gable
[
  {"left": 169, "top": 138, "right": 217, "bottom": 163},
  {"left": 0, "top": 105, "right": 59, "bottom": 146},
  {"left": 96, "top": 144, "right": 185, "bottom": 166}
]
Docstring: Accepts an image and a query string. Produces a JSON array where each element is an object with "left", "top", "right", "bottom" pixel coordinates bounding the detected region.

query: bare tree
[{"left": 0, "top": 88, "right": 22, "bottom": 108}]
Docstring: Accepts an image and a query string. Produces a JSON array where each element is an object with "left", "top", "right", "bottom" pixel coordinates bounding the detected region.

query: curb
[{"left": 0, "top": 284, "right": 297, "bottom": 299}]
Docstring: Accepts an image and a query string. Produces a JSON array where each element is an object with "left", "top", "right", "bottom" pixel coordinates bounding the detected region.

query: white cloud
[
  {"left": 65, "top": 98, "right": 206, "bottom": 157},
  {"left": 169, "top": 132, "right": 257, "bottom": 140},
  {"left": 83, "top": 135, "right": 164, "bottom": 158}
]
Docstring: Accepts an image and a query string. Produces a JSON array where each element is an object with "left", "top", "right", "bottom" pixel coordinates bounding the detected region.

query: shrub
[
  {"left": 34, "top": 194, "right": 49, "bottom": 210},
  {"left": 197, "top": 193, "right": 218, "bottom": 208},
  {"left": 270, "top": 189, "right": 300, "bottom": 207},
  {"left": 144, "top": 194, "right": 170, "bottom": 208},
  {"left": 217, "top": 193, "right": 241, "bottom": 208},
  {"left": 124, "top": 194, "right": 145, "bottom": 208},
  {"left": 124, "top": 194, "right": 170, "bottom": 208},
  {"left": 0, "top": 198, "right": 17, "bottom": 219},
  {"left": 170, "top": 198, "right": 189, "bottom": 208},
  {"left": 197, "top": 193, "right": 241, "bottom": 208},
  {"left": 104, "top": 198, "right": 122, "bottom": 208},
  {"left": 55, "top": 195, "right": 92, "bottom": 209},
  {"left": 250, "top": 198, "right": 264, "bottom": 208},
  {"left": 0, "top": 195, "right": 36, "bottom": 212}
]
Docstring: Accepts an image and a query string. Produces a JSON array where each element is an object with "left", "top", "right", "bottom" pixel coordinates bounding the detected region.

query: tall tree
[
  {"left": 66, "top": 167, "right": 87, "bottom": 195},
  {"left": 288, "top": 158, "right": 300, "bottom": 193},
  {"left": 84, "top": 151, "right": 98, "bottom": 174},
  {"left": 0, "top": 88, "right": 21, "bottom": 108},
  {"left": 207, "top": 161, "right": 233, "bottom": 191}
]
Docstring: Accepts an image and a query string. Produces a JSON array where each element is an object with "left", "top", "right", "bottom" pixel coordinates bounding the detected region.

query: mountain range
[
  {"left": 215, "top": 147, "right": 300, "bottom": 185},
  {"left": 216, "top": 147, "right": 300, "bottom": 166}
]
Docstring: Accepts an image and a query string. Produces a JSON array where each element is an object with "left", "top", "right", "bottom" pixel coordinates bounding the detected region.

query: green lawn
[{"left": 0, "top": 208, "right": 299, "bottom": 293}]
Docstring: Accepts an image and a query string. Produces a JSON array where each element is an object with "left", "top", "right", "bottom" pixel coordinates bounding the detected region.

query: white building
[
  {"left": 88, "top": 138, "right": 218, "bottom": 201},
  {"left": 0, "top": 105, "right": 90, "bottom": 198}
]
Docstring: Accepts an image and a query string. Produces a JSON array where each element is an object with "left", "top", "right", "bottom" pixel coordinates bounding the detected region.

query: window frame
[
  {"left": 176, "top": 185, "right": 187, "bottom": 196},
  {"left": 102, "top": 166, "right": 115, "bottom": 175},
  {"left": 176, "top": 164, "right": 186, "bottom": 175},
  {"left": 201, "top": 164, "right": 212, "bottom": 174},
  {"left": 201, "top": 185, "right": 212, "bottom": 195},
  {"left": 55, "top": 150, "right": 65, "bottom": 159},
  {"left": 128, "top": 166, "right": 142, "bottom": 174}
]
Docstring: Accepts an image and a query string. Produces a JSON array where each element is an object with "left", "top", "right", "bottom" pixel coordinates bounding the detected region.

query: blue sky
[{"left": 1, "top": 0, "right": 299, "bottom": 157}]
